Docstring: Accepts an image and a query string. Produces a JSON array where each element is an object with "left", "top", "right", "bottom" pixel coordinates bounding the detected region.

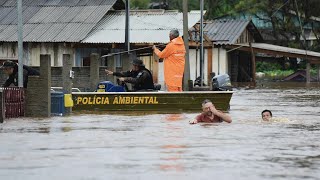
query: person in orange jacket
[{"left": 153, "top": 29, "right": 186, "bottom": 92}]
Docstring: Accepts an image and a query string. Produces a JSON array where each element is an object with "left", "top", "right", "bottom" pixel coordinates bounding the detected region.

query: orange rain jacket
[{"left": 154, "top": 36, "right": 186, "bottom": 88}]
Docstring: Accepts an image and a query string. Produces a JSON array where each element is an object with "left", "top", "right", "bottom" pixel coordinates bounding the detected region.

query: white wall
[
  {"left": 212, "top": 48, "right": 228, "bottom": 75},
  {"left": 189, "top": 49, "right": 209, "bottom": 84},
  {"left": 0, "top": 42, "right": 75, "bottom": 66}
]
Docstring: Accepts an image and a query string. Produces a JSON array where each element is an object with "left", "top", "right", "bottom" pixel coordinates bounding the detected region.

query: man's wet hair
[
  {"left": 170, "top": 29, "right": 179, "bottom": 38},
  {"left": 261, "top": 109, "right": 272, "bottom": 117},
  {"left": 202, "top": 99, "right": 212, "bottom": 107}
]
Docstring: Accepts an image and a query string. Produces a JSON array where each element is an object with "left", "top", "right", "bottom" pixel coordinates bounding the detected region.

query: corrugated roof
[
  {"left": 205, "top": 19, "right": 250, "bottom": 45},
  {"left": 190, "top": 19, "right": 263, "bottom": 45},
  {"left": 199, "top": 19, "right": 247, "bottom": 45},
  {"left": 0, "top": 0, "right": 122, "bottom": 42},
  {"left": 83, "top": 10, "right": 202, "bottom": 43}
]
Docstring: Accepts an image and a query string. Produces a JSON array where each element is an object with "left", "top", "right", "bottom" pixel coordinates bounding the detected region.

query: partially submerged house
[
  {"left": 189, "top": 19, "right": 320, "bottom": 84},
  {"left": 189, "top": 19, "right": 264, "bottom": 84}
]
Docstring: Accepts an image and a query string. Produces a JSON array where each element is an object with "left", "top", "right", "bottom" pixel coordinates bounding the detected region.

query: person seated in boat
[
  {"left": 189, "top": 99, "right": 232, "bottom": 124},
  {"left": 261, "top": 110, "right": 272, "bottom": 121},
  {"left": 105, "top": 59, "right": 154, "bottom": 91},
  {"left": 1, "top": 60, "right": 40, "bottom": 88}
]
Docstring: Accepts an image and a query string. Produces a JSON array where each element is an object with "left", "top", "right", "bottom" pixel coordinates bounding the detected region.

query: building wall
[
  {"left": 0, "top": 42, "right": 75, "bottom": 66},
  {"left": 189, "top": 48, "right": 209, "bottom": 84},
  {"left": 190, "top": 48, "right": 229, "bottom": 85},
  {"left": 212, "top": 48, "right": 228, "bottom": 76},
  {"left": 0, "top": 67, "right": 113, "bottom": 92}
]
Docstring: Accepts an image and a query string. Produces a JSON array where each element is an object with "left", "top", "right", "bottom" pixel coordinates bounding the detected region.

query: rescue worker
[
  {"left": 105, "top": 59, "right": 154, "bottom": 91},
  {"left": 153, "top": 29, "right": 186, "bottom": 92},
  {"left": 1, "top": 60, "right": 40, "bottom": 88}
]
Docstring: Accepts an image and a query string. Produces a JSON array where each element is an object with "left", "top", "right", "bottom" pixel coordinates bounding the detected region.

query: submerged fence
[{"left": 0, "top": 87, "right": 25, "bottom": 122}]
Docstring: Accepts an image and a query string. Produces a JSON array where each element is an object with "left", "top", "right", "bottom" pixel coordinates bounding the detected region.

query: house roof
[
  {"left": 0, "top": 0, "right": 124, "bottom": 42},
  {"left": 229, "top": 43, "right": 320, "bottom": 61},
  {"left": 82, "top": 10, "right": 202, "bottom": 44},
  {"left": 190, "top": 19, "right": 263, "bottom": 45}
]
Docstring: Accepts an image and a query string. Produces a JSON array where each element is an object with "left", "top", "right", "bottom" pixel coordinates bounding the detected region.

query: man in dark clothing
[
  {"left": 1, "top": 60, "right": 40, "bottom": 88},
  {"left": 105, "top": 59, "right": 154, "bottom": 91}
]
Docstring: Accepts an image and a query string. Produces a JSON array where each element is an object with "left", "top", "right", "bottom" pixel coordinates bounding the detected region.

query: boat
[
  {"left": 72, "top": 91, "right": 232, "bottom": 113},
  {"left": 71, "top": 74, "right": 233, "bottom": 113}
]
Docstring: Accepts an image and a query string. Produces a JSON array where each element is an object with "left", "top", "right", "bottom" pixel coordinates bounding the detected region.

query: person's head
[
  {"left": 261, "top": 110, "right": 272, "bottom": 121},
  {"left": 169, "top": 29, "right": 179, "bottom": 41},
  {"left": 1, "top": 60, "right": 16, "bottom": 76},
  {"left": 202, "top": 99, "right": 215, "bottom": 116},
  {"left": 131, "top": 59, "right": 145, "bottom": 71}
]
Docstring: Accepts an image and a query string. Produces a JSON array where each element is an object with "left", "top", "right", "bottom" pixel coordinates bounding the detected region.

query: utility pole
[
  {"left": 125, "top": 0, "right": 130, "bottom": 53},
  {"left": 17, "top": 0, "right": 23, "bottom": 87},
  {"left": 199, "top": 0, "right": 204, "bottom": 87},
  {"left": 183, "top": 0, "right": 190, "bottom": 91}
]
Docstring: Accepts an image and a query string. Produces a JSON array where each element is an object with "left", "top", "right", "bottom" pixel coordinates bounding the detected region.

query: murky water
[{"left": 1, "top": 83, "right": 320, "bottom": 180}]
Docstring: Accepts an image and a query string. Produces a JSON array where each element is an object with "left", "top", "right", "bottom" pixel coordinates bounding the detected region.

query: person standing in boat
[
  {"left": 105, "top": 59, "right": 154, "bottom": 91},
  {"left": 189, "top": 99, "right": 232, "bottom": 124},
  {"left": 153, "top": 29, "right": 186, "bottom": 92}
]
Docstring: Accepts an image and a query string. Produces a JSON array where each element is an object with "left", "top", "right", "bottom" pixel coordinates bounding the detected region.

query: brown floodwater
[{"left": 0, "top": 82, "right": 320, "bottom": 180}]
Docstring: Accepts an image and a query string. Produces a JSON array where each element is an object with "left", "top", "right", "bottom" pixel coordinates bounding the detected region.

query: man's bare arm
[{"left": 215, "top": 111, "right": 232, "bottom": 123}]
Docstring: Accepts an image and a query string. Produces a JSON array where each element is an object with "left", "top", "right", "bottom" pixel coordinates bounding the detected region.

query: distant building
[{"left": 189, "top": 19, "right": 320, "bottom": 84}]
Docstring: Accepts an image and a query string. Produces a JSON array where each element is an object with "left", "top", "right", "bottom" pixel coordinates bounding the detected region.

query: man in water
[
  {"left": 105, "top": 59, "right": 154, "bottom": 91},
  {"left": 261, "top": 110, "right": 272, "bottom": 121},
  {"left": 1, "top": 60, "right": 40, "bottom": 88},
  {"left": 153, "top": 29, "right": 185, "bottom": 92},
  {"left": 189, "top": 99, "right": 232, "bottom": 124}
]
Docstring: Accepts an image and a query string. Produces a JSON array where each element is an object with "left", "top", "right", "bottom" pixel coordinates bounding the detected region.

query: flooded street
[{"left": 1, "top": 83, "right": 320, "bottom": 180}]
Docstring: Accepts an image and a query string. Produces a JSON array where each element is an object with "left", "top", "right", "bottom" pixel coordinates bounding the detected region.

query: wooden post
[
  {"left": 183, "top": 0, "right": 190, "bottom": 91},
  {"left": 250, "top": 43, "right": 256, "bottom": 86},
  {"left": 207, "top": 47, "right": 213, "bottom": 85},
  {"left": 0, "top": 91, "right": 4, "bottom": 123},
  {"left": 152, "top": 54, "right": 159, "bottom": 83},
  {"left": 306, "top": 61, "right": 311, "bottom": 83},
  {"left": 63, "top": 54, "right": 73, "bottom": 114},
  {"left": 90, "top": 53, "right": 100, "bottom": 91}
]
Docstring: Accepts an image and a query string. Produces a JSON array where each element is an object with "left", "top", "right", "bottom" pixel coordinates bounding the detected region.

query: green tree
[{"left": 130, "top": 0, "right": 149, "bottom": 9}]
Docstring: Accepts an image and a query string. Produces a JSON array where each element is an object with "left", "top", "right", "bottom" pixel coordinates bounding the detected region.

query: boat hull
[{"left": 72, "top": 91, "right": 233, "bottom": 112}]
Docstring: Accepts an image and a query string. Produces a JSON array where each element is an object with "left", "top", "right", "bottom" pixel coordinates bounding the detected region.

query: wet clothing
[
  {"left": 154, "top": 36, "right": 186, "bottom": 90},
  {"left": 195, "top": 112, "right": 223, "bottom": 123},
  {"left": 113, "top": 67, "right": 154, "bottom": 91},
  {"left": 3, "top": 64, "right": 40, "bottom": 88},
  {"left": 167, "top": 85, "right": 182, "bottom": 92}
]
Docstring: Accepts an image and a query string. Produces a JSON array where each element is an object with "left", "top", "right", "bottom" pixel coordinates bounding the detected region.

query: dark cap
[
  {"left": 1, "top": 60, "right": 16, "bottom": 69},
  {"left": 131, "top": 59, "right": 145, "bottom": 67}
]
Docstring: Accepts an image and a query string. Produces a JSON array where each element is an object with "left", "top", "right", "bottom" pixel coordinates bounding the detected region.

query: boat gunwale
[{"left": 72, "top": 91, "right": 234, "bottom": 95}]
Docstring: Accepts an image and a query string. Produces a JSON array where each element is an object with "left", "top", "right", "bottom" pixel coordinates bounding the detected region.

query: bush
[{"left": 256, "top": 61, "right": 282, "bottom": 72}]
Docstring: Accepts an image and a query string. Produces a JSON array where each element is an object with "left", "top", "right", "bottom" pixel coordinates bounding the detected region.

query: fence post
[
  {"left": 90, "top": 53, "right": 99, "bottom": 91},
  {"left": 63, "top": 54, "right": 72, "bottom": 114},
  {"left": 26, "top": 55, "right": 51, "bottom": 117},
  {"left": 40, "top": 55, "right": 51, "bottom": 117}
]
